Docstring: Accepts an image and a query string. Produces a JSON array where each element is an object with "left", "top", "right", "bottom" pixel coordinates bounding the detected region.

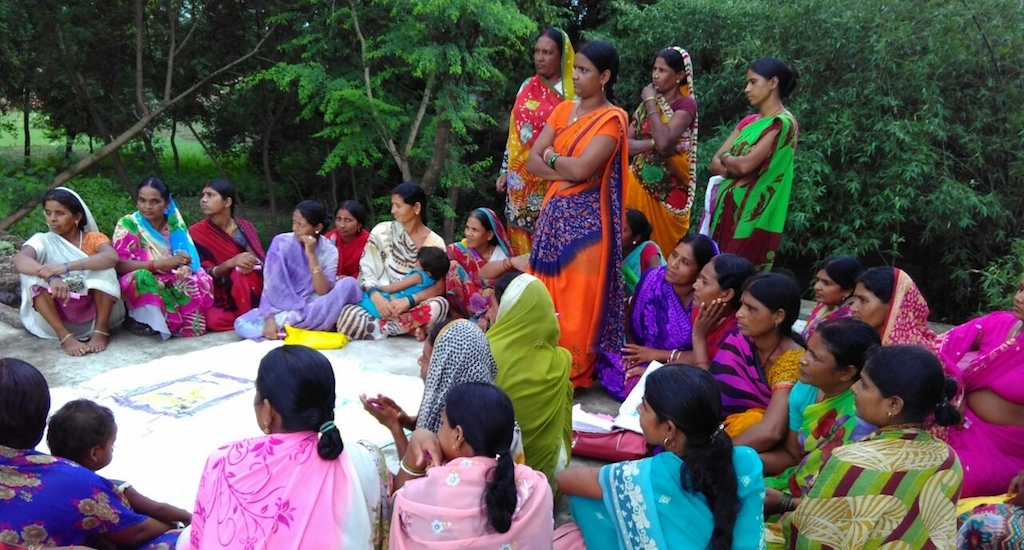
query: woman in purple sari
[
  {"left": 234, "top": 200, "right": 361, "bottom": 340},
  {"left": 598, "top": 233, "right": 717, "bottom": 400}
]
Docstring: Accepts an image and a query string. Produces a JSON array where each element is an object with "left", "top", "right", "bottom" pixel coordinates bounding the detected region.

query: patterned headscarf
[
  {"left": 416, "top": 320, "right": 498, "bottom": 433},
  {"left": 554, "top": 28, "right": 575, "bottom": 99},
  {"left": 881, "top": 268, "right": 936, "bottom": 347}
]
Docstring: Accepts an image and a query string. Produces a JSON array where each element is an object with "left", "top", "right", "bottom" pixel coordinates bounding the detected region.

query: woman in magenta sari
[
  {"left": 180, "top": 345, "right": 390, "bottom": 550},
  {"left": 934, "top": 279, "right": 1024, "bottom": 498},
  {"left": 188, "top": 179, "right": 265, "bottom": 332},
  {"left": 234, "top": 200, "right": 362, "bottom": 340},
  {"left": 600, "top": 233, "right": 717, "bottom": 400},
  {"left": 445, "top": 207, "right": 513, "bottom": 321},
  {"left": 113, "top": 177, "right": 213, "bottom": 338}
]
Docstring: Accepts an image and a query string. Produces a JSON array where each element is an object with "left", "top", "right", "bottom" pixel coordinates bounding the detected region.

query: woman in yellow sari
[
  {"left": 497, "top": 28, "right": 574, "bottom": 256},
  {"left": 527, "top": 40, "right": 629, "bottom": 389},
  {"left": 625, "top": 46, "right": 698, "bottom": 253}
]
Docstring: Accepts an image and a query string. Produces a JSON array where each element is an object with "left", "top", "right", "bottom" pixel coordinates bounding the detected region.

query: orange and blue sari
[{"left": 530, "top": 100, "right": 627, "bottom": 389}]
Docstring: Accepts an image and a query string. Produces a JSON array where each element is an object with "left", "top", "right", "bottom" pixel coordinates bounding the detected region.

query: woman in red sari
[
  {"left": 188, "top": 179, "right": 265, "bottom": 332},
  {"left": 323, "top": 200, "right": 371, "bottom": 278},
  {"left": 528, "top": 40, "right": 628, "bottom": 389}
]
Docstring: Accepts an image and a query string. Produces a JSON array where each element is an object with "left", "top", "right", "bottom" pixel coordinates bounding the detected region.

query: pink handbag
[{"left": 570, "top": 430, "right": 647, "bottom": 462}]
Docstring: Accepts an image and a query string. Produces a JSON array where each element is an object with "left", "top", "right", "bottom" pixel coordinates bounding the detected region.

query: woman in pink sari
[
  {"left": 933, "top": 279, "right": 1024, "bottom": 498},
  {"left": 390, "top": 383, "right": 554, "bottom": 549},
  {"left": 180, "top": 345, "right": 390, "bottom": 550}
]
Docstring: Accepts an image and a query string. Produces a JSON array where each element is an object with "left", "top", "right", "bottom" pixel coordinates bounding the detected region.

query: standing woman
[
  {"left": 624, "top": 46, "right": 699, "bottom": 254},
  {"left": 709, "top": 58, "right": 799, "bottom": 270},
  {"left": 113, "top": 177, "right": 213, "bottom": 338},
  {"left": 324, "top": 200, "right": 371, "bottom": 278},
  {"left": 14, "top": 188, "right": 125, "bottom": 355},
  {"left": 527, "top": 40, "right": 629, "bottom": 389},
  {"left": 188, "top": 179, "right": 266, "bottom": 332},
  {"left": 497, "top": 27, "right": 575, "bottom": 256},
  {"left": 801, "top": 255, "right": 861, "bottom": 341}
]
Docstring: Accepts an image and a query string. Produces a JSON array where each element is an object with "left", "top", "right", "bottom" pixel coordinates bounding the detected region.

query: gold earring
[
  {"left": 662, "top": 436, "right": 673, "bottom": 448},
  {"left": 262, "top": 422, "right": 270, "bottom": 434}
]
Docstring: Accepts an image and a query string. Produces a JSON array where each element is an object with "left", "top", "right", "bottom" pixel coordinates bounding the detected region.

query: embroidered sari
[
  {"left": 445, "top": 207, "right": 512, "bottom": 320},
  {"left": 0, "top": 445, "right": 180, "bottom": 549},
  {"left": 234, "top": 232, "right": 361, "bottom": 340},
  {"left": 624, "top": 48, "right": 699, "bottom": 254},
  {"left": 19, "top": 188, "right": 125, "bottom": 339},
  {"left": 324, "top": 227, "right": 371, "bottom": 278},
  {"left": 390, "top": 458, "right": 553, "bottom": 549},
  {"left": 599, "top": 265, "right": 694, "bottom": 400},
  {"left": 181, "top": 433, "right": 390, "bottom": 550},
  {"left": 879, "top": 268, "right": 936, "bottom": 347},
  {"left": 710, "top": 332, "right": 802, "bottom": 436},
  {"left": 765, "top": 382, "right": 874, "bottom": 497},
  {"left": 530, "top": 100, "right": 628, "bottom": 389},
  {"left": 710, "top": 112, "right": 798, "bottom": 270},
  {"left": 782, "top": 428, "right": 962, "bottom": 550},
  {"left": 555, "top": 447, "right": 766, "bottom": 550},
  {"left": 934, "top": 311, "right": 1024, "bottom": 497},
  {"left": 503, "top": 29, "right": 574, "bottom": 256},
  {"left": 188, "top": 217, "right": 265, "bottom": 332},
  {"left": 112, "top": 201, "right": 214, "bottom": 338},
  {"left": 335, "top": 221, "right": 449, "bottom": 339},
  {"left": 958, "top": 502, "right": 1024, "bottom": 550},
  {"left": 488, "top": 274, "right": 572, "bottom": 485},
  {"left": 800, "top": 300, "right": 853, "bottom": 341}
]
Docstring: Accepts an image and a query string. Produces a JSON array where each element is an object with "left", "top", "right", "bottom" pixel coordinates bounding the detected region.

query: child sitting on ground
[
  {"left": 358, "top": 246, "right": 449, "bottom": 338},
  {"left": 47, "top": 399, "right": 192, "bottom": 527}
]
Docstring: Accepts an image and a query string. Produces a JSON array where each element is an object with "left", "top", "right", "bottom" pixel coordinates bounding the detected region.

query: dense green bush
[{"left": 606, "top": 0, "right": 1024, "bottom": 320}]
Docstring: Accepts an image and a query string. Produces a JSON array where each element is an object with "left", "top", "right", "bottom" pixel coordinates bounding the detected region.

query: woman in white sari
[{"left": 12, "top": 187, "right": 125, "bottom": 355}]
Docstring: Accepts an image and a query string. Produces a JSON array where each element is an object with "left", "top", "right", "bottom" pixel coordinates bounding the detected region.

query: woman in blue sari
[{"left": 553, "top": 364, "right": 765, "bottom": 550}]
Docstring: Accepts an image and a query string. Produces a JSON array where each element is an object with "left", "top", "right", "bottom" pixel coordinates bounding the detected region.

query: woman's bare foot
[
  {"left": 59, "top": 333, "right": 90, "bottom": 357},
  {"left": 413, "top": 326, "right": 427, "bottom": 342},
  {"left": 88, "top": 330, "right": 111, "bottom": 353}
]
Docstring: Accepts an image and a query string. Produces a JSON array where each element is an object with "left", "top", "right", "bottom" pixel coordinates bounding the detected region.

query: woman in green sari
[
  {"left": 486, "top": 272, "right": 573, "bottom": 486},
  {"left": 709, "top": 58, "right": 799, "bottom": 270}
]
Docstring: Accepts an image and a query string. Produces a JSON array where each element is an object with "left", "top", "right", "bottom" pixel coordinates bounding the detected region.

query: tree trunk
[
  {"left": 170, "top": 112, "right": 180, "bottom": 173},
  {"left": 141, "top": 131, "right": 164, "bottom": 178},
  {"left": 329, "top": 167, "right": 338, "bottom": 211},
  {"left": 65, "top": 131, "right": 75, "bottom": 159},
  {"left": 261, "top": 105, "right": 281, "bottom": 216},
  {"left": 443, "top": 183, "right": 460, "bottom": 243},
  {"left": 22, "top": 89, "right": 31, "bottom": 165},
  {"left": 419, "top": 118, "right": 452, "bottom": 197}
]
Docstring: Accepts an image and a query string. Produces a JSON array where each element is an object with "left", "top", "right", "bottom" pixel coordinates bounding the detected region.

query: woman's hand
[
  {"left": 388, "top": 297, "right": 412, "bottom": 318},
  {"left": 1008, "top": 469, "right": 1024, "bottom": 506},
  {"left": 641, "top": 83, "right": 657, "bottom": 103},
  {"left": 406, "top": 429, "right": 443, "bottom": 470},
  {"left": 261, "top": 317, "right": 281, "bottom": 340},
  {"left": 621, "top": 343, "right": 658, "bottom": 366},
  {"left": 509, "top": 254, "right": 529, "bottom": 272},
  {"left": 175, "top": 265, "right": 193, "bottom": 282},
  {"left": 693, "top": 298, "right": 728, "bottom": 339},
  {"left": 37, "top": 263, "right": 66, "bottom": 280},
  {"left": 300, "top": 234, "right": 318, "bottom": 257},
  {"left": 233, "top": 252, "right": 258, "bottom": 274},
  {"left": 360, "top": 393, "right": 411, "bottom": 432},
  {"left": 48, "top": 277, "right": 71, "bottom": 302},
  {"left": 495, "top": 174, "right": 508, "bottom": 193}
]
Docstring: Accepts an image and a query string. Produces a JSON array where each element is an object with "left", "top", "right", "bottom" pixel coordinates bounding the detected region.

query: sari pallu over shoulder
[
  {"left": 530, "top": 101, "right": 628, "bottom": 389},
  {"left": 710, "top": 112, "right": 798, "bottom": 270},
  {"left": 189, "top": 217, "right": 265, "bottom": 331}
]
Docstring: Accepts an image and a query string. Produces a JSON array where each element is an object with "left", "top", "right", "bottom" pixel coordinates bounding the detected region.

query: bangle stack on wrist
[
  {"left": 547, "top": 153, "right": 561, "bottom": 169},
  {"left": 400, "top": 458, "right": 426, "bottom": 477}
]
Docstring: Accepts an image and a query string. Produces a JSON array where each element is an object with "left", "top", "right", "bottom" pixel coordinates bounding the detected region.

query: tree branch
[
  {"left": 403, "top": 72, "right": 435, "bottom": 160},
  {"left": 174, "top": 6, "right": 201, "bottom": 57}
]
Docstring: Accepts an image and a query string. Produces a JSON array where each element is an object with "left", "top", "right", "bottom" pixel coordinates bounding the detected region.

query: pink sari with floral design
[
  {"left": 881, "top": 268, "right": 936, "bottom": 347},
  {"left": 181, "top": 432, "right": 390, "bottom": 550}
]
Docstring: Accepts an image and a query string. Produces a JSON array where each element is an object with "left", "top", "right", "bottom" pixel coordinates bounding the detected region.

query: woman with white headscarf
[{"left": 13, "top": 187, "right": 125, "bottom": 355}]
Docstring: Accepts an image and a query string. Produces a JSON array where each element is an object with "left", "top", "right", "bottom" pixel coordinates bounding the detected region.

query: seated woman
[
  {"left": 445, "top": 207, "right": 514, "bottom": 321},
  {"left": 487, "top": 272, "right": 572, "bottom": 485},
  {"left": 601, "top": 233, "right": 718, "bottom": 400},
  {"left": 361, "top": 319, "right": 499, "bottom": 460},
  {"left": 801, "top": 254, "right": 861, "bottom": 340},
  {"left": 710, "top": 272, "right": 804, "bottom": 448},
  {"left": 761, "top": 319, "right": 879, "bottom": 493},
  {"left": 337, "top": 182, "right": 449, "bottom": 340},
  {"left": 851, "top": 266, "right": 936, "bottom": 346},
  {"left": 773, "top": 345, "right": 963, "bottom": 549},
  {"left": 113, "top": 177, "right": 213, "bottom": 338},
  {"left": 620, "top": 208, "right": 663, "bottom": 297},
  {"left": 957, "top": 468, "right": 1024, "bottom": 549},
  {"left": 933, "top": 279, "right": 1024, "bottom": 497},
  {"left": 0, "top": 357, "right": 179, "bottom": 548},
  {"left": 180, "top": 345, "right": 389, "bottom": 549},
  {"left": 188, "top": 179, "right": 265, "bottom": 332},
  {"left": 690, "top": 253, "right": 756, "bottom": 364},
  {"left": 234, "top": 200, "right": 361, "bottom": 340},
  {"left": 324, "top": 199, "right": 371, "bottom": 278},
  {"left": 13, "top": 187, "right": 125, "bottom": 356},
  {"left": 390, "top": 383, "right": 554, "bottom": 548},
  {"left": 553, "top": 365, "right": 765, "bottom": 550}
]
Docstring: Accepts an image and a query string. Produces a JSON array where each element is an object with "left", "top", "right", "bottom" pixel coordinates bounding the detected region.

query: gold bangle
[{"left": 311, "top": 265, "right": 323, "bottom": 274}]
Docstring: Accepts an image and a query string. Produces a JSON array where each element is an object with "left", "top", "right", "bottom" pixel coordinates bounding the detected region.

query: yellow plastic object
[{"left": 282, "top": 325, "right": 350, "bottom": 350}]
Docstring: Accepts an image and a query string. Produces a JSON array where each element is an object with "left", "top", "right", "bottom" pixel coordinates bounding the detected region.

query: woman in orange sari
[
  {"left": 528, "top": 40, "right": 628, "bottom": 389},
  {"left": 624, "top": 46, "right": 698, "bottom": 253},
  {"left": 496, "top": 28, "right": 574, "bottom": 256}
]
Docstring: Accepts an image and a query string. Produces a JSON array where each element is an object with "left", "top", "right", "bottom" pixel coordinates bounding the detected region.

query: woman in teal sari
[
  {"left": 709, "top": 58, "right": 799, "bottom": 270},
  {"left": 621, "top": 208, "right": 664, "bottom": 297},
  {"left": 553, "top": 365, "right": 765, "bottom": 550}
]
